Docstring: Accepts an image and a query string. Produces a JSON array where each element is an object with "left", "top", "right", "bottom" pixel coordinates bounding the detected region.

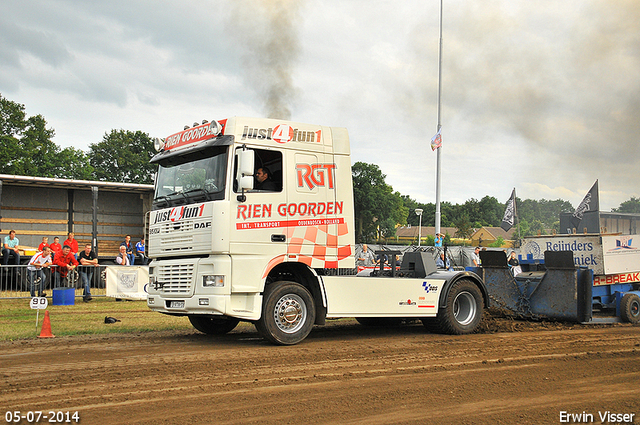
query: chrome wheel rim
[
  {"left": 453, "top": 291, "right": 477, "bottom": 326},
  {"left": 273, "top": 294, "right": 307, "bottom": 333}
]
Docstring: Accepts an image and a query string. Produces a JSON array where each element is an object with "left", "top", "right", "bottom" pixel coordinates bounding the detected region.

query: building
[
  {"left": 470, "top": 227, "right": 516, "bottom": 248},
  {"left": 559, "top": 211, "right": 640, "bottom": 235},
  {"left": 0, "top": 174, "right": 153, "bottom": 259}
]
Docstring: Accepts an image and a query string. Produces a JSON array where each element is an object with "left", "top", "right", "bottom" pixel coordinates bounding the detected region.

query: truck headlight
[{"left": 203, "top": 275, "right": 224, "bottom": 287}]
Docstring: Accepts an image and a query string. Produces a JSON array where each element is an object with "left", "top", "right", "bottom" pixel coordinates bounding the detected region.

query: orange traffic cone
[{"left": 38, "top": 310, "right": 55, "bottom": 338}]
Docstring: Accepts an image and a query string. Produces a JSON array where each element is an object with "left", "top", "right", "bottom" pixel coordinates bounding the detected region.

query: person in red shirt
[
  {"left": 49, "top": 236, "right": 62, "bottom": 260},
  {"left": 53, "top": 245, "right": 79, "bottom": 287},
  {"left": 64, "top": 232, "right": 79, "bottom": 259},
  {"left": 38, "top": 236, "right": 50, "bottom": 251}
]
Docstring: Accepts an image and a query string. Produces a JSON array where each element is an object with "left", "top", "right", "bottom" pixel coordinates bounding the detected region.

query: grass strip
[{"left": 0, "top": 297, "right": 194, "bottom": 341}]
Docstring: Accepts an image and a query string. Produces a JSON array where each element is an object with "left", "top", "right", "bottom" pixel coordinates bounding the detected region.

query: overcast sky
[{"left": 2, "top": 0, "right": 638, "bottom": 211}]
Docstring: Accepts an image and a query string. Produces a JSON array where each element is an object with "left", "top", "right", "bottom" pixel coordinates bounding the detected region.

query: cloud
[
  {"left": 1, "top": 0, "right": 639, "bottom": 212},
  {"left": 388, "top": 0, "right": 640, "bottom": 209}
]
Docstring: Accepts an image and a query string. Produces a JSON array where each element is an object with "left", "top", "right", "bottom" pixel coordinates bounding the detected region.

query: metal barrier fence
[{"left": 0, "top": 265, "right": 108, "bottom": 299}]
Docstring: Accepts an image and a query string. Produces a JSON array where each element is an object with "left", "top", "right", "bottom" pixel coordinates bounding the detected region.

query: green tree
[
  {"left": 402, "top": 195, "right": 436, "bottom": 227},
  {"left": 0, "top": 94, "right": 25, "bottom": 172},
  {"left": 453, "top": 214, "right": 473, "bottom": 239},
  {"left": 352, "top": 162, "right": 407, "bottom": 243},
  {"left": 89, "top": 130, "right": 156, "bottom": 184},
  {"left": 58, "top": 147, "right": 94, "bottom": 180},
  {"left": 612, "top": 197, "right": 640, "bottom": 213},
  {"left": 15, "top": 114, "right": 57, "bottom": 176},
  {"left": 0, "top": 94, "right": 93, "bottom": 179},
  {"left": 517, "top": 198, "right": 573, "bottom": 232},
  {"left": 489, "top": 236, "right": 505, "bottom": 247}
]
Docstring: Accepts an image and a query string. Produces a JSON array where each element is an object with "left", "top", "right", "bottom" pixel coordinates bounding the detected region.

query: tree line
[
  {"left": 2, "top": 94, "right": 639, "bottom": 243},
  {"left": 353, "top": 162, "right": 640, "bottom": 244},
  {"left": 0, "top": 94, "right": 155, "bottom": 184}
]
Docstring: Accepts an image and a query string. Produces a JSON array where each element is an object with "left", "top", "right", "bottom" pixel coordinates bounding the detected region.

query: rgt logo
[
  {"left": 296, "top": 163, "right": 336, "bottom": 190},
  {"left": 153, "top": 204, "right": 205, "bottom": 224}
]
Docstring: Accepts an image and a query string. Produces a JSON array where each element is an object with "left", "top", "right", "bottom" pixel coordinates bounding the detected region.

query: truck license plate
[{"left": 170, "top": 301, "right": 185, "bottom": 308}]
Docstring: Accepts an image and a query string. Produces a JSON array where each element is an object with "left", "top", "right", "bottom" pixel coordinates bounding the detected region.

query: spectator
[
  {"left": 116, "top": 245, "right": 131, "bottom": 265},
  {"left": 436, "top": 252, "right": 450, "bottom": 270},
  {"left": 2, "top": 230, "right": 21, "bottom": 266},
  {"left": 376, "top": 253, "right": 389, "bottom": 267},
  {"left": 78, "top": 243, "right": 98, "bottom": 302},
  {"left": 355, "top": 244, "right": 376, "bottom": 267},
  {"left": 434, "top": 233, "right": 444, "bottom": 247},
  {"left": 27, "top": 246, "right": 52, "bottom": 297},
  {"left": 121, "top": 235, "right": 135, "bottom": 265},
  {"left": 49, "top": 237, "right": 62, "bottom": 260},
  {"left": 507, "top": 251, "right": 519, "bottom": 267},
  {"left": 38, "top": 236, "right": 50, "bottom": 251},
  {"left": 135, "top": 238, "right": 147, "bottom": 265},
  {"left": 508, "top": 251, "right": 522, "bottom": 276},
  {"left": 64, "top": 232, "right": 79, "bottom": 259},
  {"left": 53, "top": 245, "right": 79, "bottom": 287},
  {"left": 471, "top": 247, "right": 481, "bottom": 267}
]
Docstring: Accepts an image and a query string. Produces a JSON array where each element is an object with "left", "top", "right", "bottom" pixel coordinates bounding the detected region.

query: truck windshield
[{"left": 153, "top": 147, "right": 227, "bottom": 208}]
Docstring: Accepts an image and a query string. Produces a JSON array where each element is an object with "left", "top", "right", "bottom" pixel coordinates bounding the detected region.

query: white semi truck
[{"left": 146, "top": 117, "right": 488, "bottom": 344}]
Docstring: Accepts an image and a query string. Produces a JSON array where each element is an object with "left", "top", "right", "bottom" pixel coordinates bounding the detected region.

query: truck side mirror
[
  {"left": 238, "top": 149, "right": 254, "bottom": 178},
  {"left": 239, "top": 175, "right": 254, "bottom": 191},
  {"left": 236, "top": 148, "right": 254, "bottom": 201}
]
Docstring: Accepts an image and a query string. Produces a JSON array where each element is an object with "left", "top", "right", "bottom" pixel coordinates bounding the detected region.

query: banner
[
  {"left": 501, "top": 188, "right": 516, "bottom": 231},
  {"left": 106, "top": 266, "right": 149, "bottom": 300},
  {"left": 571, "top": 180, "right": 599, "bottom": 229}
]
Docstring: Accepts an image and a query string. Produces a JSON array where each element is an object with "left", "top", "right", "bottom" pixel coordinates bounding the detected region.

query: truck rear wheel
[
  {"left": 256, "top": 281, "right": 315, "bottom": 345},
  {"left": 188, "top": 315, "right": 240, "bottom": 335},
  {"left": 620, "top": 293, "right": 640, "bottom": 324},
  {"left": 425, "top": 279, "right": 483, "bottom": 335}
]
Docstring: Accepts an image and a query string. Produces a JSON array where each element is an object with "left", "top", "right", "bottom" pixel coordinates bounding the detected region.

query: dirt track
[{"left": 2, "top": 318, "right": 639, "bottom": 425}]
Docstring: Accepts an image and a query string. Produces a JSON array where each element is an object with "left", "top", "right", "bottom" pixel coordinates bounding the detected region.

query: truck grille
[{"left": 158, "top": 263, "right": 194, "bottom": 294}]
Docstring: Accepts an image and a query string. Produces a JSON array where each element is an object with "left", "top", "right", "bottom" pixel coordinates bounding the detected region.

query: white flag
[{"left": 430, "top": 129, "right": 442, "bottom": 151}]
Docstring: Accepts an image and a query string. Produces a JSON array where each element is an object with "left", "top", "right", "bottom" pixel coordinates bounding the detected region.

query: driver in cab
[{"left": 254, "top": 166, "right": 276, "bottom": 191}]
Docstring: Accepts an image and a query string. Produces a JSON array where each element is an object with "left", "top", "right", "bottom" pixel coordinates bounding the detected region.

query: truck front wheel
[
  {"left": 189, "top": 315, "right": 240, "bottom": 335},
  {"left": 426, "top": 279, "right": 483, "bottom": 335},
  {"left": 620, "top": 293, "right": 640, "bottom": 324},
  {"left": 256, "top": 281, "right": 316, "bottom": 345}
]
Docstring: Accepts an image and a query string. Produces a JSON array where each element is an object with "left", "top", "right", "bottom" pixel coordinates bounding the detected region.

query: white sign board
[
  {"left": 521, "top": 235, "right": 603, "bottom": 275},
  {"left": 106, "top": 266, "right": 149, "bottom": 300},
  {"left": 601, "top": 234, "right": 640, "bottom": 275},
  {"left": 30, "top": 297, "right": 48, "bottom": 309}
]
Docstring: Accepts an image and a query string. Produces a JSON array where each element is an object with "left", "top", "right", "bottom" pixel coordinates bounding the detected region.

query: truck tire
[
  {"left": 426, "top": 279, "right": 483, "bottom": 335},
  {"left": 620, "top": 293, "right": 640, "bottom": 324},
  {"left": 256, "top": 281, "right": 315, "bottom": 345},
  {"left": 188, "top": 315, "right": 240, "bottom": 335}
]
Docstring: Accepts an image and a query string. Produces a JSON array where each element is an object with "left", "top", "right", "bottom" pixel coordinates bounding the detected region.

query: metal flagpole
[{"left": 434, "top": 0, "right": 443, "bottom": 236}]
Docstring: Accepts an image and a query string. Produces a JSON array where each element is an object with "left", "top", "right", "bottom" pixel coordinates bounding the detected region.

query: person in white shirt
[
  {"left": 115, "top": 245, "right": 131, "bottom": 266},
  {"left": 471, "top": 247, "right": 481, "bottom": 267},
  {"left": 27, "top": 246, "right": 52, "bottom": 297}
]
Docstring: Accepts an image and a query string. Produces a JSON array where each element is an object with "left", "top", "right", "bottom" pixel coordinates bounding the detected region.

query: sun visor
[{"left": 150, "top": 135, "right": 235, "bottom": 166}]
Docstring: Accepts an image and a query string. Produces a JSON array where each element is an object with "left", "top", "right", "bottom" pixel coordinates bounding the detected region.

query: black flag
[
  {"left": 571, "top": 180, "right": 599, "bottom": 229},
  {"left": 501, "top": 189, "right": 516, "bottom": 232}
]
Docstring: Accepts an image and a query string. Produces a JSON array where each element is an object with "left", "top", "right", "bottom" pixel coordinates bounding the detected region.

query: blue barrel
[{"left": 52, "top": 287, "right": 75, "bottom": 305}]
